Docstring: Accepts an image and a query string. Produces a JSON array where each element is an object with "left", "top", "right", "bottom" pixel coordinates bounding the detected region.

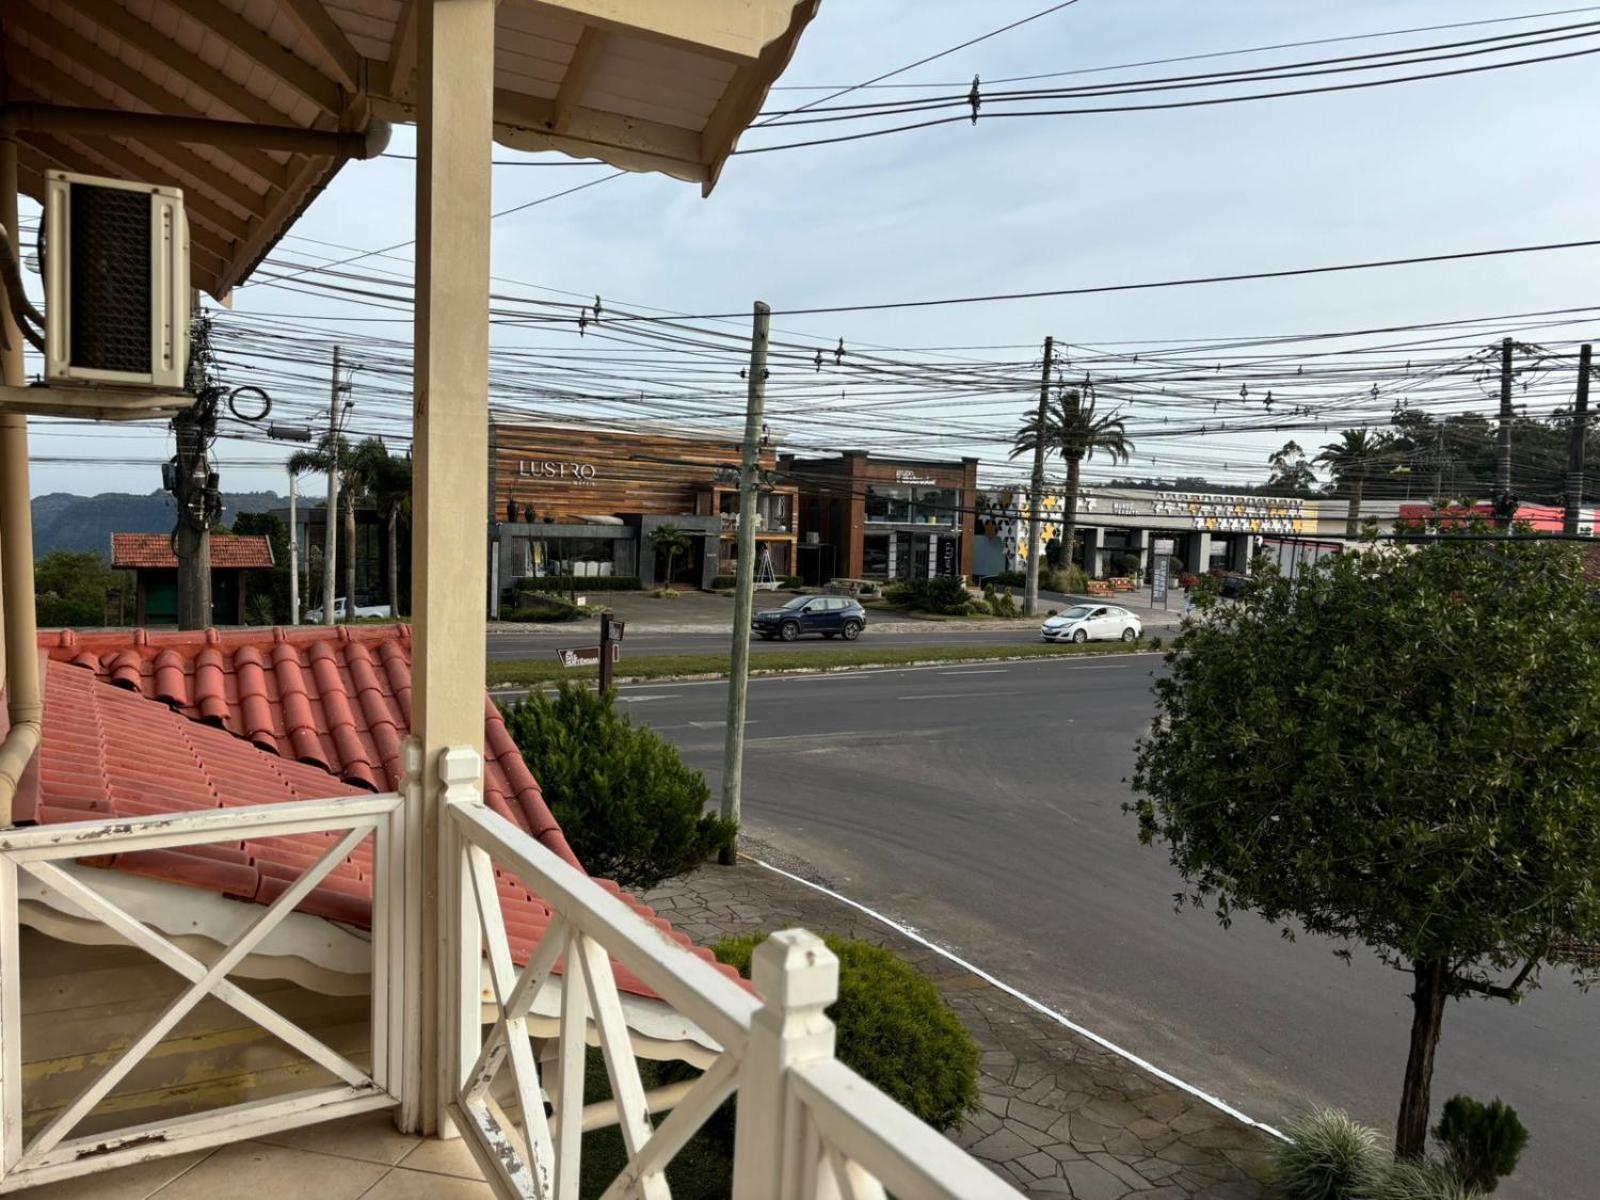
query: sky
[{"left": 19, "top": 0, "right": 1600, "bottom": 498}]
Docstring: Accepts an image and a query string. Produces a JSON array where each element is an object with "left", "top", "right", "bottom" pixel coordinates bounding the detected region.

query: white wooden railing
[
  {"left": 442, "top": 748, "right": 1024, "bottom": 1200},
  {"left": 0, "top": 791, "right": 405, "bottom": 1194}
]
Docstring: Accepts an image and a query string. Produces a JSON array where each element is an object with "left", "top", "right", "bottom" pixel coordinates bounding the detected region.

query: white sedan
[{"left": 1041, "top": 604, "right": 1142, "bottom": 644}]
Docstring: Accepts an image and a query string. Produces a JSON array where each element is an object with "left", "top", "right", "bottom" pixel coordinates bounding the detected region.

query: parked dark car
[{"left": 753, "top": 595, "right": 867, "bottom": 641}]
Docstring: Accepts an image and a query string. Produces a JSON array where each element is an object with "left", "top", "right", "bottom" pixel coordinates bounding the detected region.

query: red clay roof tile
[
  {"left": 111, "top": 532, "right": 275, "bottom": 571},
  {"left": 25, "top": 626, "right": 740, "bottom": 1000}
]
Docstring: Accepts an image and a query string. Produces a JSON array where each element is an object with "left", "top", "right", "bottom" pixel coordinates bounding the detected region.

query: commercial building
[
  {"left": 784, "top": 452, "right": 980, "bottom": 584},
  {"left": 489, "top": 422, "right": 797, "bottom": 603}
]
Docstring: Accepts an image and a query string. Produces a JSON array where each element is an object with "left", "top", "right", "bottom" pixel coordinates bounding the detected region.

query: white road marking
[
  {"left": 615, "top": 694, "right": 679, "bottom": 703},
  {"left": 749, "top": 857, "right": 1288, "bottom": 1143},
  {"left": 938, "top": 669, "right": 1008, "bottom": 676},
  {"left": 896, "top": 690, "right": 1007, "bottom": 701}
]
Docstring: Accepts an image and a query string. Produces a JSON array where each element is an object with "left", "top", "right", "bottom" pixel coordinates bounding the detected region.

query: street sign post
[{"left": 1151, "top": 538, "right": 1175, "bottom": 609}]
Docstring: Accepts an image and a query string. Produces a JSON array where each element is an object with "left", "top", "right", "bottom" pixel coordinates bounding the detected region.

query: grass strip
[{"left": 487, "top": 640, "right": 1150, "bottom": 689}]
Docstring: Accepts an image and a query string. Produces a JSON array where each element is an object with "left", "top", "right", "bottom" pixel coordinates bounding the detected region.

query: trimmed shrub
[
  {"left": 991, "top": 569, "right": 1026, "bottom": 588},
  {"left": 505, "top": 592, "right": 583, "bottom": 623},
  {"left": 502, "top": 683, "right": 734, "bottom": 888},
  {"left": 712, "top": 574, "right": 803, "bottom": 590},
  {"left": 1265, "top": 1108, "right": 1383, "bottom": 1200},
  {"left": 715, "top": 932, "right": 979, "bottom": 1132},
  {"left": 518, "top": 575, "right": 641, "bottom": 593},
  {"left": 1045, "top": 565, "right": 1089, "bottom": 594},
  {"left": 1432, "top": 1096, "right": 1527, "bottom": 1194}
]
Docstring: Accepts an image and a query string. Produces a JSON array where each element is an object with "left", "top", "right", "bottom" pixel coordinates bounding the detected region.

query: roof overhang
[{"left": 0, "top": 0, "right": 819, "bottom": 298}]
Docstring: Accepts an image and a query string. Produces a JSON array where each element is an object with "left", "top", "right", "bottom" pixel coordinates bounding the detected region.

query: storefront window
[
  {"left": 522, "top": 537, "right": 616, "bottom": 578},
  {"left": 912, "top": 486, "right": 961, "bottom": 526},
  {"left": 865, "top": 484, "right": 911, "bottom": 522},
  {"left": 862, "top": 534, "right": 890, "bottom": 578},
  {"left": 760, "top": 491, "right": 793, "bottom": 533}
]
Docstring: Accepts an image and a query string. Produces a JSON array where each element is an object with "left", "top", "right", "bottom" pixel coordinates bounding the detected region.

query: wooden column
[{"left": 410, "top": 0, "right": 494, "bottom": 1137}]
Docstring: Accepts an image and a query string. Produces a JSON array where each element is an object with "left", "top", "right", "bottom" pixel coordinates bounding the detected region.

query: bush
[
  {"left": 1372, "top": 1157, "right": 1479, "bottom": 1200},
  {"left": 517, "top": 575, "right": 641, "bottom": 593},
  {"left": 1045, "top": 565, "right": 1088, "bottom": 594},
  {"left": 982, "top": 583, "right": 1018, "bottom": 617},
  {"left": 1266, "top": 1108, "right": 1384, "bottom": 1200},
  {"left": 715, "top": 932, "right": 979, "bottom": 1132},
  {"left": 1432, "top": 1096, "right": 1527, "bottom": 1194},
  {"left": 883, "top": 576, "right": 970, "bottom": 615},
  {"left": 712, "top": 574, "right": 803, "bottom": 590},
  {"left": 244, "top": 594, "right": 278, "bottom": 626},
  {"left": 504, "top": 594, "right": 583, "bottom": 623},
  {"left": 991, "top": 569, "right": 1026, "bottom": 588},
  {"left": 501, "top": 683, "right": 734, "bottom": 888}
]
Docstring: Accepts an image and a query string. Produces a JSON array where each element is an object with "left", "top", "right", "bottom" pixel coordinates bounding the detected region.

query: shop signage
[
  {"left": 938, "top": 536, "right": 957, "bottom": 577},
  {"left": 517, "top": 459, "right": 598, "bottom": 481},
  {"left": 555, "top": 644, "right": 620, "bottom": 668},
  {"left": 1153, "top": 490, "right": 1305, "bottom": 535},
  {"left": 894, "top": 469, "right": 937, "bottom": 485},
  {"left": 1151, "top": 538, "right": 1174, "bottom": 605}
]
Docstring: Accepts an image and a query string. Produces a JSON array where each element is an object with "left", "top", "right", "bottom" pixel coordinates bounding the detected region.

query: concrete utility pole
[
  {"left": 1431, "top": 426, "right": 1445, "bottom": 501},
  {"left": 289, "top": 468, "right": 300, "bottom": 624},
  {"left": 1494, "top": 336, "right": 1515, "bottom": 531},
  {"left": 719, "top": 300, "right": 770, "bottom": 865},
  {"left": 1023, "top": 335, "right": 1053, "bottom": 617},
  {"left": 322, "top": 346, "right": 343, "bottom": 625},
  {"left": 1564, "top": 343, "right": 1593, "bottom": 536},
  {"left": 172, "top": 406, "right": 213, "bottom": 630}
]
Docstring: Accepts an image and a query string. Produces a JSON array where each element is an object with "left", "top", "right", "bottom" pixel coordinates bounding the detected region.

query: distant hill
[{"left": 31, "top": 491, "right": 287, "bottom": 559}]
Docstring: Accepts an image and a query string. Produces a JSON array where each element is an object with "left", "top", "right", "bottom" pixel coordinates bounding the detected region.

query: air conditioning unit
[{"left": 43, "top": 170, "right": 189, "bottom": 391}]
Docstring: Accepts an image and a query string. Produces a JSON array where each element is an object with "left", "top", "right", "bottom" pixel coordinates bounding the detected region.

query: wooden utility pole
[
  {"left": 322, "top": 346, "right": 342, "bottom": 625},
  {"left": 1494, "top": 336, "right": 1515, "bottom": 530},
  {"left": 1023, "top": 336, "right": 1053, "bottom": 616},
  {"left": 719, "top": 301, "right": 770, "bottom": 865},
  {"left": 1564, "top": 343, "right": 1593, "bottom": 536}
]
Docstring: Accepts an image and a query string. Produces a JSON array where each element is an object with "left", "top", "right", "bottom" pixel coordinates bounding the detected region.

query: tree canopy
[{"left": 1131, "top": 535, "right": 1600, "bottom": 1155}]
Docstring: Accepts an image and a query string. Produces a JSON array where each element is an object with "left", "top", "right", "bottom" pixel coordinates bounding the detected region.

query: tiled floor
[{"left": 19, "top": 1111, "right": 491, "bottom": 1200}]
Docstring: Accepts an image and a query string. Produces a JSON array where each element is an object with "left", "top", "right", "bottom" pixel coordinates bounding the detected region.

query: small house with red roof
[{"left": 111, "top": 533, "right": 277, "bottom": 627}]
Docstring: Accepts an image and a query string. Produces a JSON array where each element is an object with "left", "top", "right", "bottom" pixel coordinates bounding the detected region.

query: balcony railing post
[
  {"left": 395, "top": 737, "right": 425, "bottom": 1131},
  {"left": 731, "top": 929, "right": 839, "bottom": 1200},
  {"left": 438, "top": 745, "right": 485, "bottom": 1138}
]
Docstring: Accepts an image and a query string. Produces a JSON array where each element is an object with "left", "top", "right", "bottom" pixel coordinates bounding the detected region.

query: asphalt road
[
  {"left": 488, "top": 625, "right": 1056, "bottom": 660},
  {"left": 621, "top": 657, "right": 1591, "bottom": 1198}
]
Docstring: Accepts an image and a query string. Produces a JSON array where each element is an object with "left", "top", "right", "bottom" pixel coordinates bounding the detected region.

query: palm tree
[
  {"left": 287, "top": 432, "right": 360, "bottom": 620},
  {"left": 352, "top": 439, "right": 411, "bottom": 614},
  {"left": 650, "top": 523, "right": 691, "bottom": 588},
  {"left": 1009, "top": 388, "right": 1133, "bottom": 572},
  {"left": 1316, "top": 429, "right": 1387, "bottom": 537}
]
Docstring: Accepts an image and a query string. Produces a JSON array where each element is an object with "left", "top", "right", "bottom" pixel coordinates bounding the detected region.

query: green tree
[
  {"left": 288, "top": 433, "right": 360, "bottom": 614},
  {"left": 232, "top": 511, "right": 291, "bottom": 623},
  {"left": 351, "top": 438, "right": 411, "bottom": 614},
  {"left": 1130, "top": 536, "right": 1600, "bottom": 1159},
  {"left": 1316, "top": 429, "right": 1388, "bottom": 536},
  {"left": 1265, "top": 439, "right": 1318, "bottom": 496},
  {"left": 33, "top": 551, "right": 118, "bottom": 627},
  {"left": 649, "top": 523, "right": 691, "bottom": 587},
  {"left": 1009, "top": 388, "right": 1133, "bottom": 570}
]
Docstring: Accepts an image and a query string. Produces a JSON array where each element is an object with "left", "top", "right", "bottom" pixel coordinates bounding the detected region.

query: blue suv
[{"left": 753, "top": 595, "right": 867, "bottom": 642}]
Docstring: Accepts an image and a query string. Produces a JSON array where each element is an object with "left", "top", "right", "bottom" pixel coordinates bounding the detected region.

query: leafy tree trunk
[
  {"left": 1345, "top": 473, "right": 1366, "bottom": 538},
  {"left": 343, "top": 490, "right": 357, "bottom": 615},
  {"left": 385, "top": 508, "right": 399, "bottom": 614},
  {"left": 666, "top": 549, "right": 676, "bottom": 585},
  {"left": 1062, "top": 455, "right": 1083, "bottom": 571},
  {"left": 1396, "top": 958, "right": 1449, "bottom": 1159}
]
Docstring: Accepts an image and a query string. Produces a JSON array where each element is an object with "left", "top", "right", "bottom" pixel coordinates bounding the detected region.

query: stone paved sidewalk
[{"left": 644, "top": 861, "right": 1268, "bottom": 1200}]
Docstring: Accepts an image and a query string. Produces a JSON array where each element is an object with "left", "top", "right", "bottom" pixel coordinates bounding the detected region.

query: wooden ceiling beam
[
  {"left": 3, "top": 3, "right": 291, "bottom": 192},
  {"left": 551, "top": 26, "right": 606, "bottom": 135},
  {"left": 159, "top": 0, "right": 346, "bottom": 117},
  {"left": 56, "top": 0, "right": 291, "bottom": 129},
  {"left": 272, "top": 0, "right": 363, "bottom": 93},
  {"left": 7, "top": 48, "right": 275, "bottom": 221},
  {"left": 384, "top": 0, "right": 420, "bottom": 102}
]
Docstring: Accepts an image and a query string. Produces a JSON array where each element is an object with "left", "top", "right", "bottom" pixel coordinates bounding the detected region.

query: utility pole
[
  {"left": 719, "top": 301, "right": 769, "bottom": 865},
  {"left": 171, "top": 307, "right": 220, "bottom": 630},
  {"left": 1494, "top": 336, "right": 1515, "bottom": 531},
  {"left": 1564, "top": 343, "right": 1593, "bottom": 536},
  {"left": 1023, "top": 335, "right": 1053, "bottom": 616},
  {"left": 322, "top": 346, "right": 344, "bottom": 626},
  {"left": 1431, "top": 426, "right": 1445, "bottom": 502},
  {"left": 598, "top": 610, "right": 615, "bottom": 694},
  {"left": 289, "top": 468, "right": 300, "bottom": 624}
]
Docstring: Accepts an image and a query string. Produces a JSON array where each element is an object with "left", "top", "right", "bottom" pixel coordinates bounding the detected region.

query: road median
[{"left": 488, "top": 640, "right": 1153, "bottom": 689}]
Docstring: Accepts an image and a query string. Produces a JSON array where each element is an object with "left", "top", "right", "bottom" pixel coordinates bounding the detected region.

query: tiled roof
[
  {"left": 26, "top": 625, "right": 736, "bottom": 999},
  {"left": 111, "top": 533, "right": 276, "bottom": 571}
]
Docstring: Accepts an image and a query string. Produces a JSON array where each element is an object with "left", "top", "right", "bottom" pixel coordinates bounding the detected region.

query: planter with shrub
[
  {"left": 882, "top": 576, "right": 971, "bottom": 615},
  {"left": 502, "top": 592, "right": 584, "bottom": 623},
  {"left": 517, "top": 574, "right": 641, "bottom": 594},
  {"left": 711, "top": 574, "right": 803, "bottom": 590},
  {"left": 501, "top": 683, "right": 734, "bottom": 889}
]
